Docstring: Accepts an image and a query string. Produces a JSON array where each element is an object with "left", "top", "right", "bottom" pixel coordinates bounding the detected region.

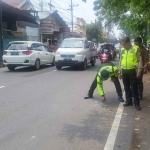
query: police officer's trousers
[
  {"left": 88, "top": 74, "right": 122, "bottom": 97},
  {"left": 122, "top": 69, "right": 140, "bottom": 105},
  {"left": 138, "top": 72, "right": 143, "bottom": 97}
]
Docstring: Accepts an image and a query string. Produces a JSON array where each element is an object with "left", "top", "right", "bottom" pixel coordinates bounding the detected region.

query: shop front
[
  {"left": 2, "top": 1, "right": 39, "bottom": 49},
  {"left": 39, "top": 11, "right": 69, "bottom": 51}
]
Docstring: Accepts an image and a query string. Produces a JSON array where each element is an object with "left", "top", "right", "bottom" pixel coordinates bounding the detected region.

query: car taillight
[
  {"left": 3, "top": 51, "right": 7, "bottom": 55},
  {"left": 22, "top": 50, "right": 32, "bottom": 55}
]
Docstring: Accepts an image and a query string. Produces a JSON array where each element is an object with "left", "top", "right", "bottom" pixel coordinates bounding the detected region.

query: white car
[
  {"left": 55, "top": 38, "right": 97, "bottom": 70},
  {"left": 3, "top": 41, "right": 55, "bottom": 71}
]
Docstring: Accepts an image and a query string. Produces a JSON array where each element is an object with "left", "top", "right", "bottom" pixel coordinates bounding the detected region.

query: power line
[
  {"left": 56, "top": 0, "right": 94, "bottom": 20},
  {"left": 39, "top": 0, "right": 43, "bottom": 11},
  {"left": 32, "top": 0, "right": 94, "bottom": 26}
]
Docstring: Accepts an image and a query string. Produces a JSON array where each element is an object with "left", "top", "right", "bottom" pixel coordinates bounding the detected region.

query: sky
[{"left": 31, "top": 0, "right": 120, "bottom": 37}]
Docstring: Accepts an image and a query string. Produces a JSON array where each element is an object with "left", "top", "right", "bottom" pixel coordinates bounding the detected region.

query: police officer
[
  {"left": 84, "top": 62, "right": 124, "bottom": 102},
  {"left": 134, "top": 37, "right": 149, "bottom": 100},
  {"left": 119, "top": 37, "right": 143, "bottom": 111}
]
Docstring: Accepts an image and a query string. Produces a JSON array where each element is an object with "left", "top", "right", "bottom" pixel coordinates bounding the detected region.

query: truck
[{"left": 55, "top": 38, "right": 97, "bottom": 70}]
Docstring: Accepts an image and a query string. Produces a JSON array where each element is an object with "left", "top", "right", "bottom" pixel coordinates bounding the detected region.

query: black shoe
[
  {"left": 123, "top": 102, "right": 133, "bottom": 107},
  {"left": 84, "top": 95, "right": 93, "bottom": 99},
  {"left": 118, "top": 96, "right": 124, "bottom": 102},
  {"left": 139, "top": 96, "right": 143, "bottom": 100},
  {"left": 135, "top": 104, "right": 141, "bottom": 111}
]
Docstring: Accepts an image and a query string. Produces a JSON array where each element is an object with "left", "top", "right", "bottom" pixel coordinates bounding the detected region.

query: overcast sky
[
  {"left": 31, "top": 0, "right": 120, "bottom": 37},
  {"left": 31, "top": 0, "right": 96, "bottom": 23}
]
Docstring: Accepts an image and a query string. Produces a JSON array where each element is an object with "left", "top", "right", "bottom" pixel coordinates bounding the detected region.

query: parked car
[
  {"left": 3, "top": 41, "right": 55, "bottom": 71},
  {"left": 55, "top": 38, "right": 97, "bottom": 70}
]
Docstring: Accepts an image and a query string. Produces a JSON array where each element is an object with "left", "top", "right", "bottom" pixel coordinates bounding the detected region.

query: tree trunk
[{"left": 141, "top": 34, "right": 147, "bottom": 47}]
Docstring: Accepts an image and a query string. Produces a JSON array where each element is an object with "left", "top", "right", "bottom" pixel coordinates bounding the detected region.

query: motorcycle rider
[
  {"left": 84, "top": 57, "right": 124, "bottom": 102},
  {"left": 101, "top": 44, "right": 112, "bottom": 61}
]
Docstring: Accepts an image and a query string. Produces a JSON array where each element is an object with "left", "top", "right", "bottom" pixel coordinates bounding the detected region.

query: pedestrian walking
[
  {"left": 84, "top": 62, "right": 124, "bottom": 102},
  {"left": 119, "top": 37, "right": 143, "bottom": 111},
  {"left": 134, "top": 37, "right": 149, "bottom": 100}
]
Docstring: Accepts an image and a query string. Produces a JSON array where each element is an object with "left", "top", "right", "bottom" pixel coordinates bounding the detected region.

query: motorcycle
[{"left": 100, "top": 52, "right": 109, "bottom": 63}]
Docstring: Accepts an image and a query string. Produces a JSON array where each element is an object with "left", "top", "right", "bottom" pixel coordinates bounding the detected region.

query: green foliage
[
  {"left": 93, "top": 0, "right": 150, "bottom": 43},
  {"left": 86, "top": 21, "right": 103, "bottom": 43}
]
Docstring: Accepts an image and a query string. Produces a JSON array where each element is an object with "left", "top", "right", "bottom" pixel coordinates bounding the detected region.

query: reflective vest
[
  {"left": 97, "top": 65, "right": 118, "bottom": 96},
  {"left": 121, "top": 45, "right": 139, "bottom": 70}
]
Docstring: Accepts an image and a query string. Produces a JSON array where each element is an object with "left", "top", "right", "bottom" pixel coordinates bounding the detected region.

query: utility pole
[
  {"left": 48, "top": 0, "right": 52, "bottom": 11},
  {"left": 68, "top": 0, "right": 78, "bottom": 33},
  {"left": 71, "top": 0, "right": 73, "bottom": 32},
  {"left": 0, "top": 0, "right": 3, "bottom": 66},
  {"left": 48, "top": 0, "right": 55, "bottom": 11},
  {"left": 39, "top": 0, "right": 43, "bottom": 11}
]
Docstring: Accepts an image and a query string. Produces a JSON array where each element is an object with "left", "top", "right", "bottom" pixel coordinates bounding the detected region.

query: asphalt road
[{"left": 0, "top": 58, "right": 148, "bottom": 150}]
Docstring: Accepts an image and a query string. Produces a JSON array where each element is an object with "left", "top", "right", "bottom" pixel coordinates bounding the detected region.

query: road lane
[{"left": 0, "top": 59, "right": 140, "bottom": 150}]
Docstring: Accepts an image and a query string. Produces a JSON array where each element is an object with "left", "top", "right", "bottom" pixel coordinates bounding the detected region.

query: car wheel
[
  {"left": 82, "top": 59, "right": 87, "bottom": 70},
  {"left": 56, "top": 65, "right": 62, "bottom": 70},
  {"left": 91, "top": 57, "right": 96, "bottom": 66},
  {"left": 51, "top": 57, "right": 55, "bottom": 66},
  {"left": 8, "top": 66, "right": 16, "bottom": 71},
  {"left": 34, "top": 59, "right": 40, "bottom": 70}
]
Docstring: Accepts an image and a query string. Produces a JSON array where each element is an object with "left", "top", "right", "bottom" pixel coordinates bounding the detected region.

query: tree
[
  {"left": 93, "top": 0, "right": 150, "bottom": 45},
  {"left": 86, "top": 21, "right": 103, "bottom": 43}
]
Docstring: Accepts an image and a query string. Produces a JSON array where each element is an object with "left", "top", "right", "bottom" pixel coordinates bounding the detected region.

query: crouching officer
[
  {"left": 84, "top": 63, "right": 124, "bottom": 102},
  {"left": 119, "top": 37, "right": 143, "bottom": 111}
]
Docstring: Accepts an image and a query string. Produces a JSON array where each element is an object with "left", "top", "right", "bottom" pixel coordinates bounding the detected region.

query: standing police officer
[
  {"left": 119, "top": 37, "right": 143, "bottom": 111},
  {"left": 134, "top": 37, "right": 149, "bottom": 100}
]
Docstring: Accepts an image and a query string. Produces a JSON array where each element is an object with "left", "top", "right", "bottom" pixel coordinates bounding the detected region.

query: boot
[
  {"left": 118, "top": 96, "right": 124, "bottom": 102},
  {"left": 139, "top": 95, "right": 143, "bottom": 100},
  {"left": 123, "top": 101, "right": 133, "bottom": 107},
  {"left": 84, "top": 95, "right": 93, "bottom": 99},
  {"left": 135, "top": 104, "right": 141, "bottom": 111}
]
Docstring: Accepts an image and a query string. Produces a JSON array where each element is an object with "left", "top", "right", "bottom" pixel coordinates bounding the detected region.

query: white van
[{"left": 55, "top": 38, "right": 97, "bottom": 70}]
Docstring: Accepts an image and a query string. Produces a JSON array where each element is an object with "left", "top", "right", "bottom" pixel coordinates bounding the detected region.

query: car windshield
[
  {"left": 7, "top": 43, "right": 28, "bottom": 50},
  {"left": 60, "top": 40, "right": 84, "bottom": 48}
]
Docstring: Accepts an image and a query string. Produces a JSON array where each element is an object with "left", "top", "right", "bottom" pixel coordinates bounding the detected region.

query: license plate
[
  {"left": 11, "top": 52, "right": 19, "bottom": 55},
  {"left": 64, "top": 58, "right": 72, "bottom": 61}
]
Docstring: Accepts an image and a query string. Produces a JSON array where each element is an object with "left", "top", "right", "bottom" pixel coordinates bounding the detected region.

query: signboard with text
[
  {"left": 40, "top": 19, "right": 54, "bottom": 34},
  {"left": 40, "top": 19, "right": 61, "bottom": 34}
]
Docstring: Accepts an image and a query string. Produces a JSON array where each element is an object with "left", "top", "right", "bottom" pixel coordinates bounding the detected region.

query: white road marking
[
  {"left": 103, "top": 92, "right": 125, "bottom": 150},
  {"left": 53, "top": 70, "right": 57, "bottom": 71},
  {"left": 0, "top": 86, "right": 5, "bottom": 89},
  {"left": 30, "top": 136, "right": 36, "bottom": 140}
]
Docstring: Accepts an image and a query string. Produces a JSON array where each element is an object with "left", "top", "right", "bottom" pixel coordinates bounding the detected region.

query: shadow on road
[
  {"left": 61, "top": 110, "right": 114, "bottom": 143},
  {"left": 59, "top": 65, "right": 97, "bottom": 72},
  {"left": 2, "top": 65, "right": 54, "bottom": 73}
]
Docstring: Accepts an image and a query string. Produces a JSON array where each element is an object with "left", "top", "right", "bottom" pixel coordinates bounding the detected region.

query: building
[
  {"left": 75, "top": 18, "right": 86, "bottom": 37},
  {"left": 1, "top": 1, "right": 39, "bottom": 49},
  {"left": 39, "top": 11, "right": 70, "bottom": 48},
  {"left": 2, "top": 0, "right": 35, "bottom": 10}
]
